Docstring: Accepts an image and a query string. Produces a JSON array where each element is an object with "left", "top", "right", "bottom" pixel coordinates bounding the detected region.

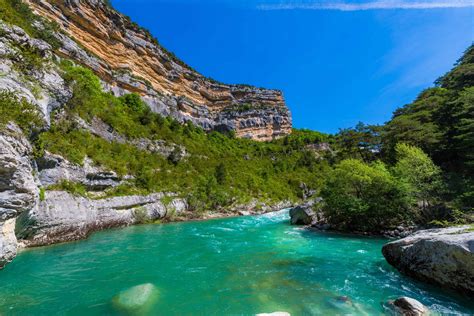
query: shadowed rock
[
  {"left": 16, "top": 191, "right": 187, "bottom": 247},
  {"left": 289, "top": 204, "right": 316, "bottom": 225}
]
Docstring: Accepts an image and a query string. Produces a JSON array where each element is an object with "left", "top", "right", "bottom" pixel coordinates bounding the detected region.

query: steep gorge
[
  {"left": 0, "top": 0, "right": 323, "bottom": 269},
  {"left": 27, "top": 0, "right": 292, "bottom": 141}
]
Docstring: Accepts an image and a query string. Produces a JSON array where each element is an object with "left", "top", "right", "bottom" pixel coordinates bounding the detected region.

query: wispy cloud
[{"left": 258, "top": 0, "right": 474, "bottom": 11}]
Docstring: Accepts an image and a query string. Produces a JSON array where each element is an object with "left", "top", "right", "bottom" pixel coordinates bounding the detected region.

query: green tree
[
  {"left": 335, "top": 122, "right": 382, "bottom": 162},
  {"left": 392, "top": 143, "right": 444, "bottom": 219},
  {"left": 321, "top": 159, "right": 411, "bottom": 232},
  {"left": 167, "top": 147, "right": 182, "bottom": 166},
  {"left": 381, "top": 44, "right": 474, "bottom": 209},
  {"left": 215, "top": 163, "right": 227, "bottom": 185},
  {"left": 119, "top": 93, "right": 146, "bottom": 113}
]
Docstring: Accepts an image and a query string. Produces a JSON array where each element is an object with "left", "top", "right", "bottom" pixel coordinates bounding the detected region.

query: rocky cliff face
[
  {"left": 0, "top": 124, "right": 39, "bottom": 268},
  {"left": 0, "top": 124, "right": 189, "bottom": 268},
  {"left": 26, "top": 0, "right": 292, "bottom": 141},
  {"left": 0, "top": 0, "right": 296, "bottom": 269},
  {"left": 16, "top": 191, "right": 188, "bottom": 247}
]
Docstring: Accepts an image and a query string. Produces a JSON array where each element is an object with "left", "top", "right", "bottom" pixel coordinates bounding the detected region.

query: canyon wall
[{"left": 27, "top": 0, "right": 292, "bottom": 141}]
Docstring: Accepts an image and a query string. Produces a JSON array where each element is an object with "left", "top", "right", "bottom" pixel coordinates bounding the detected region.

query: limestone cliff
[
  {"left": 26, "top": 0, "right": 292, "bottom": 141},
  {"left": 0, "top": 124, "right": 38, "bottom": 267},
  {"left": 0, "top": 12, "right": 298, "bottom": 269}
]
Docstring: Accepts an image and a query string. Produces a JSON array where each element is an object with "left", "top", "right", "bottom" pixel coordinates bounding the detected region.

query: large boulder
[
  {"left": 112, "top": 283, "right": 160, "bottom": 314},
  {"left": 387, "top": 297, "right": 429, "bottom": 316},
  {"left": 289, "top": 204, "right": 315, "bottom": 225},
  {"left": 382, "top": 226, "right": 474, "bottom": 295},
  {"left": 289, "top": 200, "right": 323, "bottom": 225}
]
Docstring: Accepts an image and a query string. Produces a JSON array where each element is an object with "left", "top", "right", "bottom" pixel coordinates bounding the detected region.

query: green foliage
[
  {"left": 9, "top": 44, "right": 45, "bottom": 74},
  {"left": 383, "top": 87, "right": 447, "bottom": 161},
  {"left": 381, "top": 44, "right": 474, "bottom": 210},
  {"left": 39, "top": 64, "right": 329, "bottom": 211},
  {"left": 437, "top": 45, "right": 474, "bottom": 90},
  {"left": 0, "top": 0, "right": 61, "bottom": 49},
  {"left": 39, "top": 187, "right": 45, "bottom": 202},
  {"left": 215, "top": 163, "right": 227, "bottom": 185},
  {"left": 47, "top": 180, "right": 88, "bottom": 197},
  {"left": 279, "top": 129, "right": 327, "bottom": 149},
  {"left": 0, "top": 90, "right": 44, "bottom": 133},
  {"left": 321, "top": 159, "right": 411, "bottom": 232},
  {"left": 334, "top": 122, "right": 382, "bottom": 163},
  {"left": 167, "top": 147, "right": 182, "bottom": 166},
  {"left": 392, "top": 143, "right": 444, "bottom": 206}
]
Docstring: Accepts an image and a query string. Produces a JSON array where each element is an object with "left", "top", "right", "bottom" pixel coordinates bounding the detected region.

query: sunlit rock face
[
  {"left": 382, "top": 226, "right": 474, "bottom": 296},
  {"left": 27, "top": 0, "right": 292, "bottom": 141},
  {"left": 0, "top": 124, "right": 39, "bottom": 269}
]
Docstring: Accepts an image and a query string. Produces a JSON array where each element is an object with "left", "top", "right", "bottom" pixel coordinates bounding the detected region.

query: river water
[{"left": 0, "top": 210, "right": 472, "bottom": 315}]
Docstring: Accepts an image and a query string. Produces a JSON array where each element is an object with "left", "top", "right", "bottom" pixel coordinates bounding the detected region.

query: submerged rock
[
  {"left": 387, "top": 297, "right": 428, "bottom": 316},
  {"left": 324, "top": 295, "right": 369, "bottom": 315},
  {"left": 382, "top": 226, "right": 474, "bottom": 295},
  {"left": 112, "top": 283, "right": 160, "bottom": 314}
]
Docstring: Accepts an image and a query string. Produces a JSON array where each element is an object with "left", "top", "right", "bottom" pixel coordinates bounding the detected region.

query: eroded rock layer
[{"left": 27, "top": 0, "right": 292, "bottom": 141}]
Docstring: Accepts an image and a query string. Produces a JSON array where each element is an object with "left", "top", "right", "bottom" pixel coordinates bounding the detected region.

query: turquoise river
[{"left": 0, "top": 210, "right": 473, "bottom": 315}]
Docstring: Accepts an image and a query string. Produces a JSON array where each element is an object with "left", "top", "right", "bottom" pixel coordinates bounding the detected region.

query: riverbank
[
  {"left": 14, "top": 190, "right": 293, "bottom": 249},
  {"left": 1, "top": 210, "right": 473, "bottom": 315}
]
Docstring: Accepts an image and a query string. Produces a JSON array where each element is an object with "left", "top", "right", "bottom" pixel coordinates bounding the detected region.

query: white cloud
[{"left": 258, "top": 0, "right": 474, "bottom": 11}]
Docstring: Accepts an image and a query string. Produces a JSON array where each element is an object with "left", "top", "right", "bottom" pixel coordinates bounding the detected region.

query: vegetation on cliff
[
  {"left": 31, "top": 61, "right": 328, "bottom": 210},
  {"left": 0, "top": 0, "right": 60, "bottom": 48},
  {"left": 0, "top": 91, "right": 44, "bottom": 132},
  {"left": 0, "top": 0, "right": 472, "bottom": 230}
]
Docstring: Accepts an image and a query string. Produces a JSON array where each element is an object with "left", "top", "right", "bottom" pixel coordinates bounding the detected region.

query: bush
[
  {"left": 47, "top": 180, "right": 88, "bottom": 197},
  {"left": 321, "top": 159, "right": 411, "bottom": 232},
  {"left": 0, "top": 0, "right": 61, "bottom": 49},
  {"left": 0, "top": 91, "right": 44, "bottom": 133},
  {"left": 392, "top": 143, "right": 444, "bottom": 209},
  {"left": 38, "top": 63, "right": 329, "bottom": 211}
]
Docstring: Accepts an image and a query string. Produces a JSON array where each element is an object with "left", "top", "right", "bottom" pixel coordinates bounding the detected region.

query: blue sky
[{"left": 111, "top": 0, "right": 473, "bottom": 133}]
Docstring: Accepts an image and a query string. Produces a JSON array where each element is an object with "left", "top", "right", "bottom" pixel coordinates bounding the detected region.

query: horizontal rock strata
[{"left": 27, "top": 0, "right": 292, "bottom": 141}]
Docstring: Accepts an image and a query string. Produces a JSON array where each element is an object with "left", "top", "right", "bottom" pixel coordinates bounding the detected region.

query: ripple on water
[{"left": 0, "top": 210, "right": 473, "bottom": 315}]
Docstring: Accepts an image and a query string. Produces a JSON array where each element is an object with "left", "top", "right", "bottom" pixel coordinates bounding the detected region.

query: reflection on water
[{"left": 0, "top": 210, "right": 472, "bottom": 315}]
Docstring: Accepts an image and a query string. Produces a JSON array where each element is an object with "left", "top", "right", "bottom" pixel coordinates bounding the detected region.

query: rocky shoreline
[
  {"left": 289, "top": 201, "right": 418, "bottom": 239},
  {"left": 0, "top": 122, "right": 294, "bottom": 269},
  {"left": 288, "top": 202, "right": 474, "bottom": 298}
]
